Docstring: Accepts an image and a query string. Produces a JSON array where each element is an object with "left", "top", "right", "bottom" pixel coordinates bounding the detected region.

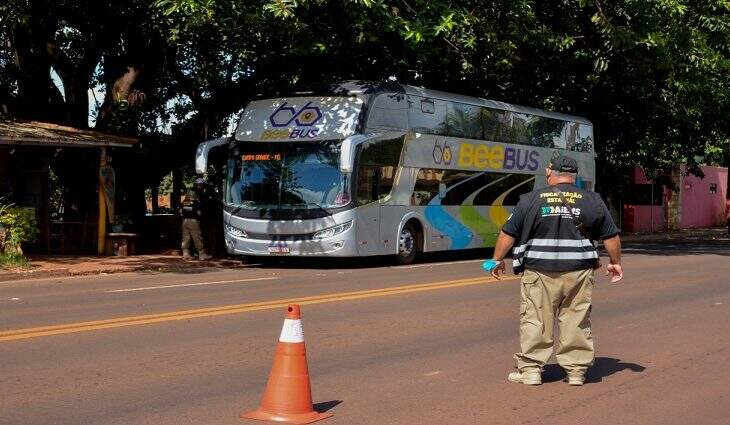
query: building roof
[{"left": 0, "top": 119, "right": 138, "bottom": 148}]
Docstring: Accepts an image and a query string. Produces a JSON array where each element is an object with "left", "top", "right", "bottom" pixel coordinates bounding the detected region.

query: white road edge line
[
  {"left": 104, "top": 277, "right": 279, "bottom": 293},
  {"left": 394, "top": 259, "right": 484, "bottom": 269}
]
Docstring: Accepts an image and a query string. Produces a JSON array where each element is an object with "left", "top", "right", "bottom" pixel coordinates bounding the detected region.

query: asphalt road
[{"left": 1, "top": 239, "right": 729, "bottom": 425}]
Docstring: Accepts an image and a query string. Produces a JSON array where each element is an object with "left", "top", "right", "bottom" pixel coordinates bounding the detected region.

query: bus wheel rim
[{"left": 399, "top": 228, "right": 414, "bottom": 256}]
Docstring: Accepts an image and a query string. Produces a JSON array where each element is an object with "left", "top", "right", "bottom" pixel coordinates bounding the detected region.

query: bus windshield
[{"left": 226, "top": 141, "right": 350, "bottom": 210}]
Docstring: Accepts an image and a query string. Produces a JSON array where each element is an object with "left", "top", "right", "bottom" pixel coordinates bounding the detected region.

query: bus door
[
  {"left": 353, "top": 136, "right": 405, "bottom": 255},
  {"left": 354, "top": 165, "right": 382, "bottom": 255}
]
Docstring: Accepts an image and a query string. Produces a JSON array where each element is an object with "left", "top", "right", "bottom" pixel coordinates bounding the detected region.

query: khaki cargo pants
[
  {"left": 515, "top": 268, "right": 594, "bottom": 374},
  {"left": 181, "top": 218, "right": 205, "bottom": 255}
]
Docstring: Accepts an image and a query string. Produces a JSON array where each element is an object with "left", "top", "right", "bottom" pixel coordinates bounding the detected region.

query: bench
[{"left": 105, "top": 233, "right": 139, "bottom": 256}]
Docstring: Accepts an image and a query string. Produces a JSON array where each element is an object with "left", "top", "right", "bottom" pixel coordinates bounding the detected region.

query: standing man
[
  {"left": 180, "top": 179, "right": 212, "bottom": 261},
  {"left": 198, "top": 176, "right": 222, "bottom": 256},
  {"left": 490, "top": 155, "right": 623, "bottom": 386}
]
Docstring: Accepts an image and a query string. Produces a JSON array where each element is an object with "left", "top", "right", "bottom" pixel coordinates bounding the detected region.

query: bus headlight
[
  {"left": 225, "top": 224, "right": 247, "bottom": 238},
  {"left": 313, "top": 221, "right": 352, "bottom": 240}
]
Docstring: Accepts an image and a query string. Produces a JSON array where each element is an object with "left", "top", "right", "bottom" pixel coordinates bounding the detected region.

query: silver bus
[{"left": 196, "top": 81, "right": 595, "bottom": 264}]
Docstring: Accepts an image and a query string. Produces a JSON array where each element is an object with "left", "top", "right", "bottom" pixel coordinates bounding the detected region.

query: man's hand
[
  {"left": 490, "top": 231, "right": 516, "bottom": 280},
  {"left": 605, "top": 263, "right": 624, "bottom": 283},
  {"left": 602, "top": 235, "right": 623, "bottom": 283},
  {"left": 491, "top": 260, "right": 507, "bottom": 280}
]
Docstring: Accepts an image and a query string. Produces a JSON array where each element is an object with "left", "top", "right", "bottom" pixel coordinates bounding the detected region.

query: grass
[{"left": 0, "top": 252, "right": 29, "bottom": 270}]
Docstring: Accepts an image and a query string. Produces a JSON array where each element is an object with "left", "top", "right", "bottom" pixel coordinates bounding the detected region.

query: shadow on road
[
  {"left": 242, "top": 248, "right": 495, "bottom": 270},
  {"left": 314, "top": 400, "right": 343, "bottom": 413},
  {"left": 620, "top": 239, "right": 730, "bottom": 256},
  {"left": 542, "top": 357, "right": 646, "bottom": 384},
  {"left": 240, "top": 237, "right": 730, "bottom": 270}
]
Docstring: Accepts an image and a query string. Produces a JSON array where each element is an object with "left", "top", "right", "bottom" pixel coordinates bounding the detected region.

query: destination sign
[{"left": 242, "top": 153, "right": 282, "bottom": 161}]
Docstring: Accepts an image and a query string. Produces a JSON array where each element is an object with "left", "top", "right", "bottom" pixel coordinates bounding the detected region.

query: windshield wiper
[
  {"left": 229, "top": 200, "right": 254, "bottom": 217},
  {"left": 294, "top": 202, "right": 332, "bottom": 216}
]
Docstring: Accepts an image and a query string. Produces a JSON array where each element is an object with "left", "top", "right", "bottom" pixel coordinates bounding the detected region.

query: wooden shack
[{"left": 0, "top": 120, "right": 138, "bottom": 254}]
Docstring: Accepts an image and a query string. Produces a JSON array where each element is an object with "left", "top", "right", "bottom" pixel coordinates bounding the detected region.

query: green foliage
[
  {"left": 0, "top": 251, "right": 28, "bottom": 270},
  {"left": 148, "top": 0, "right": 730, "bottom": 179},
  {"left": 0, "top": 199, "right": 39, "bottom": 253},
  {"left": 159, "top": 173, "right": 174, "bottom": 195},
  {"left": 48, "top": 168, "right": 64, "bottom": 217},
  {"left": 704, "top": 142, "right": 730, "bottom": 167},
  {"left": 1, "top": 0, "right": 729, "bottom": 195}
]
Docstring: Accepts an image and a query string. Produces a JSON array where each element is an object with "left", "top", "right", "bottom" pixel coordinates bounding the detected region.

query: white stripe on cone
[{"left": 279, "top": 319, "right": 304, "bottom": 343}]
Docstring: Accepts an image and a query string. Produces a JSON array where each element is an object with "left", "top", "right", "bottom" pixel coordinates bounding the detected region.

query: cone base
[{"left": 241, "top": 408, "right": 333, "bottom": 424}]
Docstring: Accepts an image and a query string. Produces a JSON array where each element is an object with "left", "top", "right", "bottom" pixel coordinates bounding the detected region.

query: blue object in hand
[{"left": 482, "top": 259, "right": 501, "bottom": 272}]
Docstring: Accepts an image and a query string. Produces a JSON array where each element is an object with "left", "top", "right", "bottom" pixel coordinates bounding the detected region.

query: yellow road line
[
  {"left": 103, "top": 276, "right": 279, "bottom": 293},
  {"left": 0, "top": 275, "right": 517, "bottom": 342}
]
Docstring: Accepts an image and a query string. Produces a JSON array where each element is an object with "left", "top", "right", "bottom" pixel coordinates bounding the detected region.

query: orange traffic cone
[{"left": 242, "top": 304, "right": 332, "bottom": 424}]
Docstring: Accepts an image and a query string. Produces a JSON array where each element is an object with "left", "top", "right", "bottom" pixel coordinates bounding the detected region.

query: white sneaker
[
  {"left": 507, "top": 370, "right": 542, "bottom": 385},
  {"left": 565, "top": 371, "right": 585, "bottom": 386}
]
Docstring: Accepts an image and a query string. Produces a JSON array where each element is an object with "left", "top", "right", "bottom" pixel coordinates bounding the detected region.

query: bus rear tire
[{"left": 395, "top": 222, "right": 420, "bottom": 265}]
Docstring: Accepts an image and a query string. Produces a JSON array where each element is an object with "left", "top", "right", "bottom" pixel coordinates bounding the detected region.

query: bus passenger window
[
  {"left": 356, "top": 137, "right": 405, "bottom": 205},
  {"left": 446, "top": 103, "right": 483, "bottom": 140},
  {"left": 412, "top": 168, "right": 443, "bottom": 205},
  {"left": 408, "top": 96, "right": 447, "bottom": 136}
]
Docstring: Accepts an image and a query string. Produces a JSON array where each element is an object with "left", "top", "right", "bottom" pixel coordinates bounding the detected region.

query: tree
[
  {"left": 0, "top": 1, "right": 170, "bottom": 131},
  {"left": 152, "top": 1, "right": 729, "bottom": 173},
  {"left": 2, "top": 0, "right": 729, "bottom": 195}
]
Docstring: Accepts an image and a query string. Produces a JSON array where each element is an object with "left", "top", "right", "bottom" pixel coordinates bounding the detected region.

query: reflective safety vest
[{"left": 502, "top": 183, "right": 619, "bottom": 273}]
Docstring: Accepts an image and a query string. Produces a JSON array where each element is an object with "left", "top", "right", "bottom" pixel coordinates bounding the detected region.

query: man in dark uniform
[
  {"left": 490, "top": 155, "right": 624, "bottom": 386},
  {"left": 180, "top": 179, "right": 212, "bottom": 260}
]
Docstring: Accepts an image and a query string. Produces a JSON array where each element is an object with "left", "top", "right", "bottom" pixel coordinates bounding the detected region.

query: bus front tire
[{"left": 395, "top": 222, "right": 420, "bottom": 265}]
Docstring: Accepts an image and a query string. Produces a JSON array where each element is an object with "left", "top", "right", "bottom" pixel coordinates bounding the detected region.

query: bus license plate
[{"left": 268, "top": 245, "right": 290, "bottom": 254}]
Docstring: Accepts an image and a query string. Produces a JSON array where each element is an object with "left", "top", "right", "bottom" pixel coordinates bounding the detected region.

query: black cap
[{"left": 548, "top": 155, "right": 578, "bottom": 174}]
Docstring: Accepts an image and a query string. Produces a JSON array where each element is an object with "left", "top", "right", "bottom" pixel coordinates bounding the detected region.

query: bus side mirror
[
  {"left": 339, "top": 134, "right": 372, "bottom": 173},
  {"left": 195, "top": 137, "right": 229, "bottom": 175}
]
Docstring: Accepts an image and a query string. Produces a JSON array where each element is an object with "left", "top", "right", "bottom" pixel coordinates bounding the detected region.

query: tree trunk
[
  {"left": 171, "top": 168, "right": 182, "bottom": 213},
  {"left": 45, "top": 37, "right": 100, "bottom": 128},
  {"left": 95, "top": 64, "right": 142, "bottom": 130},
  {"left": 10, "top": 0, "right": 57, "bottom": 122},
  {"left": 63, "top": 78, "right": 91, "bottom": 128},
  {"left": 665, "top": 166, "right": 682, "bottom": 231}
]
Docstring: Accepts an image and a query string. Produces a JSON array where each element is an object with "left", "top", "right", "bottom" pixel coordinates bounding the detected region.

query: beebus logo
[
  {"left": 262, "top": 101, "right": 323, "bottom": 140},
  {"left": 457, "top": 142, "right": 540, "bottom": 171},
  {"left": 432, "top": 140, "right": 453, "bottom": 165},
  {"left": 430, "top": 139, "right": 541, "bottom": 172},
  {"left": 269, "top": 101, "right": 322, "bottom": 127}
]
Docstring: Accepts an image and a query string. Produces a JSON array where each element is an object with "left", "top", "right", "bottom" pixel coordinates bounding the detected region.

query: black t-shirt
[
  {"left": 502, "top": 183, "right": 620, "bottom": 273},
  {"left": 181, "top": 190, "right": 203, "bottom": 219}
]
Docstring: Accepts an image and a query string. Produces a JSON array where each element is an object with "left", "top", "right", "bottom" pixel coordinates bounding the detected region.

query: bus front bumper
[{"left": 224, "top": 234, "right": 359, "bottom": 257}]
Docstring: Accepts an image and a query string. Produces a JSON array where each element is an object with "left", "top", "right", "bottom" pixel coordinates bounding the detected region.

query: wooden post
[
  {"left": 151, "top": 184, "right": 159, "bottom": 214},
  {"left": 97, "top": 148, "right": 107, "bottom": 255}
]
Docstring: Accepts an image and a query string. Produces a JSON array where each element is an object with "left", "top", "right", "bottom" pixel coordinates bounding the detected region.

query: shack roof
[{"left": 0, "top": 119, "right": 138, "bottom": 148}]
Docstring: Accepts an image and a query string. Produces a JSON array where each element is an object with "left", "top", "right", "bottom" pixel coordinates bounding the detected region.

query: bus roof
[{"left": 310, "top": 81, "right": 592, "bottom": 126}]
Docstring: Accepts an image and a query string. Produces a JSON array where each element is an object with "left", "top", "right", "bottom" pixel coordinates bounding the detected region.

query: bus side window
[
  {"left": 356, "top": 166, "right": 379, "bottom": 206},
  {"left": 356, "top": 137, "right": 405, "bottom": 205},
  {"left": 412, "top": 168, "right": 442, "bottom": 205}
]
